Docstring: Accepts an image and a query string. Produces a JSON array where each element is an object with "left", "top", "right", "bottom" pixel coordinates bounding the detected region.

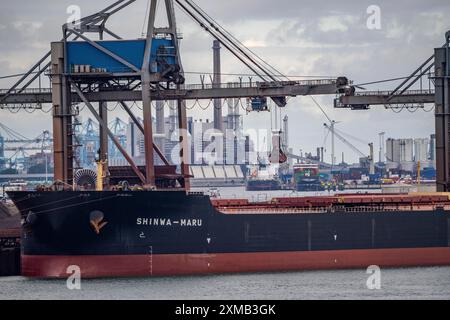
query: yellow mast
[{"left": 96, "top": 160, "right": 106, "bottom": 191}]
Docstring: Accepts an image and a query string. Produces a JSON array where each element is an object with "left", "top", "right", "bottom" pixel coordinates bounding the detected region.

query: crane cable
[
  {"left": 185, "top": 0, "right": 288, "bottom": 82},
  {"left": 141, "top": 0, "right": 151, "bottom": 37},
  {"left": 174, "top": 0, "right": 274, "bottom": 82},
  {"left": 184, "top": 0, "right": 279, "bottom": 81},
  {"left": 310, "top": 96, "right": 333, "bottom": 124}
]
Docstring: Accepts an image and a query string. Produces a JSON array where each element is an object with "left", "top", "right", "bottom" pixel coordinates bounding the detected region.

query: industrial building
[{"left": 386, "top": 135, "right": 435, "bottom": 173}]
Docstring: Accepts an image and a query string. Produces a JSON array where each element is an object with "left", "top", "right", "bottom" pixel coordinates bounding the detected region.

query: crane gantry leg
[
  {"left": 434, "top": 33, "right": 450, "bottom": 191},
  {"left": 51, "top": 42, "right": 74, "bottom": 187}
]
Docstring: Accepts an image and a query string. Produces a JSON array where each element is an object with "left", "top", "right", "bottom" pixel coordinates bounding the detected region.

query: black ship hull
[{"left": 7, "top": 191, "right": 450, "bottom": 278}]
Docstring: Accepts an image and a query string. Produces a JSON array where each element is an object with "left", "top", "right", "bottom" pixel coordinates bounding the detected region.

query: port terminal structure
[
  {"left": 2, "top": 2, "right": 448, "bottom": 191},
  {"left": 335, "top": 31, "right": 450, "bottom": 192},
  {"left": 0, "top": 0, "right": 353, "bottom": 191}
]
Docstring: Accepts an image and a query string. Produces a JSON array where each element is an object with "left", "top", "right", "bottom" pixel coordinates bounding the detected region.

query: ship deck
[{"left": 212, "top": 193, "right": 450, "bottom": 214}]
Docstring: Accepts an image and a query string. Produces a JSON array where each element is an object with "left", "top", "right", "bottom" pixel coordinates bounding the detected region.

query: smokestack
[
  {"left": 156, "top": 101, "right": 164, "bottom": 135},
  {"left": 213, "top": 40, "right": 223, "bottom": 132},
  {"left": 282, "top": 115, "right": 289, "bottom": 150},
  {"left": 126, "top": 118, "right": 136, "bottom": 157},
  {"left": 155, "top": 100, "right": 165, "bottom": 160},
  {"left": 379, "top": 132, "right": 385, "bottom": 163},
  {"left": 169, "top": 100, "right": 177, "bottom": 133}
]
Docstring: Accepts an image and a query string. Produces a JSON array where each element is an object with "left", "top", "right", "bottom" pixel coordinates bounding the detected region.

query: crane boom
[
  {"left": 0, "top": 79, "right": 347, "bottom": 105},
  {"left": 323, "top": 123, "right": 375, "bottom": 174},
  {"left": 323, "top": 123, "right": 367, "bottom": 158},
  {"left": 4, "top": 146, "right": 52, "bottom": 152}
]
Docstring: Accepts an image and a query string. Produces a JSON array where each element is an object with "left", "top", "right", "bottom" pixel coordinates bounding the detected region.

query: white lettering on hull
[{"left": 136, "top": 218, "right": 202, "bottom": 227}]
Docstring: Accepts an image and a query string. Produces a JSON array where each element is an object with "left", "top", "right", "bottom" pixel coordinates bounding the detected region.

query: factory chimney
[
  {"left": 379, "top": 132, "right": 385, "bottom": 163},
  {"left": 282, "top": 115, "right": 289, "bottom": 150},
  {"left": 155, "top": 100, "right": 165, "bottom": 163},
  {"left": 213, "top": 40, "right": 223, "bottom": 132}
]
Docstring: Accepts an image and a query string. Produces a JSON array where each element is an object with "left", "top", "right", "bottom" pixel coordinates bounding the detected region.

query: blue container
[
  {"left": 420, "top": 167, "right": 436, "bottom": 180},
  {"left": 369, "top": 173, "right": 381, "bottom": 184},
  {"left": 66, "top": 39, "right": 177, "bottom": 74}
]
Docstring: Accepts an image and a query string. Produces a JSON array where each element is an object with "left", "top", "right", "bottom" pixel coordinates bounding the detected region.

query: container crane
[
  {"left": 2, "top": 130, "right": 52, "bottom": 153},
  {"left": 0, "top": 0, "right": 354, "bottom": 190},
  {"left": 334, "top": 31, "right": 450, "bottom": 191}
]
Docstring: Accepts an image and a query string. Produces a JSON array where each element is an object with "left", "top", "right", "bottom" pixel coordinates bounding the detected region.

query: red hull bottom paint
[{"left": 22, "top": 247, "right": 450, "bottom": 278}]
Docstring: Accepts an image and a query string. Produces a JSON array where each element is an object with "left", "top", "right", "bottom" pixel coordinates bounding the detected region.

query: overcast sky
[{"left": 0, "top": 0, "right": 449, "bottom": 163}]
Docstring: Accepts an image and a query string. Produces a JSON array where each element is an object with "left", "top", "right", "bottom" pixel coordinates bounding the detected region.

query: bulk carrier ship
[
  {"left": 7, "top": 187, "right": 450, "bottom": 278},
  {"left": 4, "top": 0, "right": 450, "bottom": 278}
]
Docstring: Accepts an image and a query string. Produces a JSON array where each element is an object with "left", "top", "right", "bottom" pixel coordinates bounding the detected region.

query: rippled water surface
[{"left": 1, "top": 267, "right": 450, "bottom": 300}]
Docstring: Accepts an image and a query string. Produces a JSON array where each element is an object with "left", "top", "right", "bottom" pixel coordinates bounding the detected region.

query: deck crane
[
  {"left": 323, "top": 123, "right": 375, "bottom": 175},
  {"left": 333, "top": 31, "right": 450, "bottom": 191},
  {"left": 0, "top": 0, "right": 353, "bottom": 190}
]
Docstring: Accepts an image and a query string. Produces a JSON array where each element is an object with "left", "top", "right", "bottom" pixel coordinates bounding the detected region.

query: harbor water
[{"left": 1, "top": 267, "right": 450, "bottom": 300}]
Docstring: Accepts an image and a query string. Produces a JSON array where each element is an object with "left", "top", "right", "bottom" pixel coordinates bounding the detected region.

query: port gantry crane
[
  {"left": 335, "top": 31, "right": 450, "bottom": 192},
  {"left": 0, "top": 125, "right": 52, "bottom": 170},
  {"left": 0, "top": 0, "right": 353, "bottom": 190},
  {"left": 0, "top": 123, "right": 52, "bottom": 153}
]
